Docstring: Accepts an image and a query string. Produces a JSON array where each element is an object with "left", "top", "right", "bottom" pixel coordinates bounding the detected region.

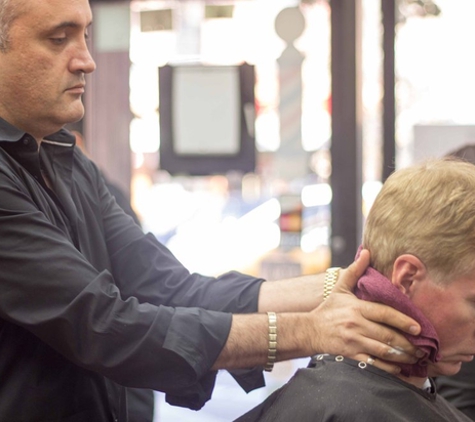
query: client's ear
[{"left": 391, "top": 254, "right": 428, "bottom": 297}]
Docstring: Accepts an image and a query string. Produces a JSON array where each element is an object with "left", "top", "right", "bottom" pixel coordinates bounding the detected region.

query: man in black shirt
[{"left": 0, "top": 0, "right": 423, "bottom": 421}]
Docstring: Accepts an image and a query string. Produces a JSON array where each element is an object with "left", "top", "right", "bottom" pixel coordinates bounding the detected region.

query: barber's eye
[{"left": 50, "top": 37, "right": 67, "bottom": 45}]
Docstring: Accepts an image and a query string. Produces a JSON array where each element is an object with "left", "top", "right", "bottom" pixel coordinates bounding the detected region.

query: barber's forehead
[
  {"left": 15, "top": 0, "right": 92, "bottom": 15},
  {"left": 13, "top": 0, "right": 92, "bottom": 26}
]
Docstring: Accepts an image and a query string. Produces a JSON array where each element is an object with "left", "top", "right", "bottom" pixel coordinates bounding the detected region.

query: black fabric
[
  {"left": 102, "top": 153, "right": 155, "bottom": 422},
  {"left": 235, "top": 355, "right": 472, "bottom": 422},
  {"left": 104, "top": 180, "right": 142, "bottom": 227},
  {"left": 0, "top": 117, "right": 265, "bottom": 421},
  {"left": 126, "top": 388, "right": 155, "bottom": 422},
  {"left": 436, "top": 360, "right": 475, "bottom": 420}
]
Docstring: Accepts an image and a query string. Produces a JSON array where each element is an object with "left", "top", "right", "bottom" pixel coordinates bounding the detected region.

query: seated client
[{"left": 236, "top": 158, "right": 475, "bottom": 422}]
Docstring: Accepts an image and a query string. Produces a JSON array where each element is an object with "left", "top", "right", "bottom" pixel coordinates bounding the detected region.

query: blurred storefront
[{"left": 128, "top": 0, "right": 334, "bottom": 281}]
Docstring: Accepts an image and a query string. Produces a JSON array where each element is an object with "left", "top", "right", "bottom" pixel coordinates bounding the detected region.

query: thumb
[{"left": 334, "top": 248, "right": 370, "bottom": 292}]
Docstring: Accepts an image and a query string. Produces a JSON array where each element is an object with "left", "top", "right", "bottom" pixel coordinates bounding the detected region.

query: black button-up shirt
[{"left": 0, "top": 118, "right": 264, "bottom": 421}]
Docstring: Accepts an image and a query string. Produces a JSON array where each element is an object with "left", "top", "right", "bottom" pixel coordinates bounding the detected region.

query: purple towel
[{"left": 354, "top": 251, "right": 440, "bottom": 377}]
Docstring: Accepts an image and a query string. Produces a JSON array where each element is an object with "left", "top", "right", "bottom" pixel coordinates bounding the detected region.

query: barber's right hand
[{"left": 310, "top": 249, "right": 423, "bottom": 375}]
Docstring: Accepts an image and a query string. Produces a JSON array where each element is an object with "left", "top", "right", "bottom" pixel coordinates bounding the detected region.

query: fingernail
[
  {"left": 416, "top": 350, "right": 425, "bottom": 358},
  {"left": 409, "top": 325, "right": 419, "bottom": 335}
]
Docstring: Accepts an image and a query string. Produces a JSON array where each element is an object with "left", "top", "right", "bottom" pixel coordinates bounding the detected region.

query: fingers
[
  {"left": 360, "top": 354, "right": 402, "bottom": 375},
  {"left": 334, "top": 249, "right": 370, "bottom": 292},
  {"left": 372, "top": 359, "right": 402, "bottom": 375},
  {"left": 359, "top": 331, "right": 420, "bottom": 363},
  {"left": 361, "top": 300, "right": 421, "bottom": 337},
  {"left": 314, "top": 293, "right": 423, "bottom": 365},
  {"left": 356, "top": 302, "right": 423, "bottom": 361},
  {"left": 334, "top": 330, "right": 420, "bottom": 375}
]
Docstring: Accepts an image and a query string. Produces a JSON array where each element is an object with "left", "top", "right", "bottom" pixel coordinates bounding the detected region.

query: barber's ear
[{"left": 391, "top": 254, "right": 428, "bottom": 297}]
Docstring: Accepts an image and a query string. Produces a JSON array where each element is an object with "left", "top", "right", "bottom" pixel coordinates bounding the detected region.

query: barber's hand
[{"left": 311, "top": 249, "right": 423, "bottom": 375}]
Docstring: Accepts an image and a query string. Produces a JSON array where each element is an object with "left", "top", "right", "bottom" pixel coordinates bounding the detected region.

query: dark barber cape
[
  {"left": 236, "top": 355, "right": 472, "bottom": 422},
  {"left": 0, "top": 117, "right": 265, "bottom": 422}
]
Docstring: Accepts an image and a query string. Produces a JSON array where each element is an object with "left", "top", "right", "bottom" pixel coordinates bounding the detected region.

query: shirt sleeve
[{"left": 94, "top": 170, "right": 264, "bottom": 314}]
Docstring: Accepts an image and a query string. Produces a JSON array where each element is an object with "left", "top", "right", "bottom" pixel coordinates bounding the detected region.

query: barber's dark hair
[{"left": 0, "top": 0, "right": 21, "bottom": 52}]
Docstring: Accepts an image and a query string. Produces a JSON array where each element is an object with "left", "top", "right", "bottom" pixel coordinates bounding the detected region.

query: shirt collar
[
  {"left": 422, "top": 378, "right": 434, "bottom": 393},
  {"left": 0, "top": 116, "right": 76, "bottom": 146}
]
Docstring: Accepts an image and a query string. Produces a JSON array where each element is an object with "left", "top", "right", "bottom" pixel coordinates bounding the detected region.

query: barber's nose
[
  {"left": 71, "top": 42, "right": 96, "bottom": 74},
  {"left": 81, "top": 49, "right": 96, "bottom": 74}
]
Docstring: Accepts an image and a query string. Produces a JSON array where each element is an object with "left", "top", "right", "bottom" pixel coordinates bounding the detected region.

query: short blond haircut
[{"left": 363, "top": 158, "right": 475, "bottom": 283}]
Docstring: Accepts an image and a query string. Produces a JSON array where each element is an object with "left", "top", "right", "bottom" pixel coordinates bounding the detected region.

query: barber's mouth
[{"left": 66, "top": 85, "right": 85, "bottom": 94}]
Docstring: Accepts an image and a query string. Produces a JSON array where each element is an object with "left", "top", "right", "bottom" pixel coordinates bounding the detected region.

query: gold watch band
[{"left": 323, "top": 267, "right": 341, "bottom": 301}]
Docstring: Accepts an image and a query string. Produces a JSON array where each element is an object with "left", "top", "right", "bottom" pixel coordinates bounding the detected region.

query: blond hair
[{"left": 363, "top": 158, "right": 475, "bottom": 283}]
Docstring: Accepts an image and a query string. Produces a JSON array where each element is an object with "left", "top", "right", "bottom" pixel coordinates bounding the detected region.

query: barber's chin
[{"left": 62, "top": 105, "right": 85, "bottom": 124}]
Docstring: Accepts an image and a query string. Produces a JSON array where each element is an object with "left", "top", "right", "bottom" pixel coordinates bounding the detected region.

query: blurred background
[{"left": 74, "top": 0, "right": 475, "bottom": 419}]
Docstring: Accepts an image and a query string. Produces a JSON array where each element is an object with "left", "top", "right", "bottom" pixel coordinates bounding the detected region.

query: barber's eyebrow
[{"left": 47, "top": 20, "right": 93, "bottom": 33}]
